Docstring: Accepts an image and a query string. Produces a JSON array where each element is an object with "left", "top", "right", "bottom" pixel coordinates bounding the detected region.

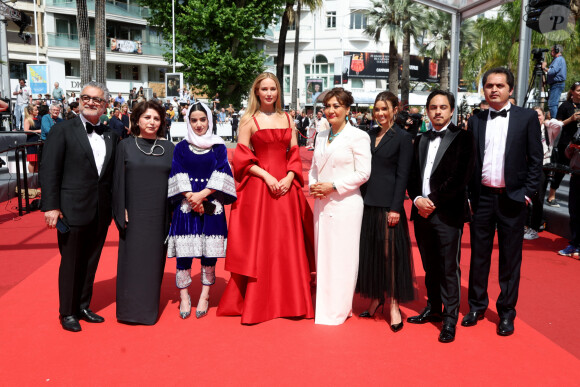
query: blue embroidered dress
[{"left": 167, "top": 140, "right": 236, "bottom": 259}]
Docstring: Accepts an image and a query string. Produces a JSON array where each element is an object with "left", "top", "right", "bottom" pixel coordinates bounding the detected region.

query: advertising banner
[
  {"left": 341, "top": 52, "right": 439, "bottom": 83},
  {"left": 26, "top": 64, "right": 49, "bottom": 95},
  {"left": 110, "top": 39, "right": 143, "bottom": 54}
]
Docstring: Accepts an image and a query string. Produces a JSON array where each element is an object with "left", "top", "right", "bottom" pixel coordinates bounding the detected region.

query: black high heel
[
  {"left": 390, "top": 308, "right": 404, "bottom": 332},
  {"left": 359, "top": 301, "right": 385, "bottom": 318}
]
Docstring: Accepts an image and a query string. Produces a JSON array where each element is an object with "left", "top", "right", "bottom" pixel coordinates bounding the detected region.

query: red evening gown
[{"left": 217, "top": 115, "right": 315, "bottom": 324}]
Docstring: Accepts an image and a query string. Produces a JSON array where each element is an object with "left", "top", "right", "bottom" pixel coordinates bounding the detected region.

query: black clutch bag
[{"left": 202, "top": 201, "right": 216, "bottom": 215}]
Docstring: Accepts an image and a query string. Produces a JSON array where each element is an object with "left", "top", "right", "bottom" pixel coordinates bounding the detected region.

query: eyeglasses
[{"left": 80, "top": 95, "right": 106, "bottom": 104}]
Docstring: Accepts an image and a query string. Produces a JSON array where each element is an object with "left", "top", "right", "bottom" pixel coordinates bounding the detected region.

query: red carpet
[{"left": 1, "top": 148, "right": 579, "bottom": 385}]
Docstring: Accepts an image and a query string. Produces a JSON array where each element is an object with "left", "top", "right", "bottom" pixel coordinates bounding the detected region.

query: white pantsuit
[{"left": 309, "top": 123, "right": 372, "bottom": 325}]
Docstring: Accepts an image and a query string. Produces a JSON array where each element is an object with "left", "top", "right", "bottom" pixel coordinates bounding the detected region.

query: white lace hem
[{"left": 167, "top": 234, "right": 227, "bottom": 258}]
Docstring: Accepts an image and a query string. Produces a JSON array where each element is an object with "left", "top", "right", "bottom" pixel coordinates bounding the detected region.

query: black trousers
[
  {"left": 528, "top": 169, "right": 548, "bottom": 230},
  {"left": 57, "top": 216, "right": 109, "bottom": 316},
  {"left": 414, "top": 213, "right": 463, "bottom": 325},
  {"left": 468, "top": 191, "right": 526, "bottom": 320},
  {"left": 569, "top": 174, "right": 580, "bottom": 247}
]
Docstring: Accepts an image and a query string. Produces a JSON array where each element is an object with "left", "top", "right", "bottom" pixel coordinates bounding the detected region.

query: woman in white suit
[{"left": 309, "top": 88, "right": 372, "bottom": 325}]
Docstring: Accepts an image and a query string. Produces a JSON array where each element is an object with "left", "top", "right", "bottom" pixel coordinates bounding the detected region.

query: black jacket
[{"left": 408, "top": 123, "right": 475, "bottom": 227}]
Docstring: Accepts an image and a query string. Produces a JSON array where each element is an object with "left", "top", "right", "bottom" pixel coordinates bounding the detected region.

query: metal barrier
[{"left": 0, "top": 133, "right": 42, "bottom": 216}]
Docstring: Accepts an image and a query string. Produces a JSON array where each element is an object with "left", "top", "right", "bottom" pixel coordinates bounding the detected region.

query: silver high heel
[
  {"left": 179, "top": 294, "right": 191, "bottom": 319},
  {"left": 196, "top": 297, "right": 209, "bottom": 319}
]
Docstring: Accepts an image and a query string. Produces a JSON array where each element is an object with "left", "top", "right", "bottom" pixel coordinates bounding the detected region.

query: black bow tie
[
  {"left": 490, "top": 109, "right": 509, "bottom": 119},
  {"left": 427, "top": 130, "right": 445, "bottom": 140},
  {"left": 86, "top": 122, "right": 104, "bottom": 135}
]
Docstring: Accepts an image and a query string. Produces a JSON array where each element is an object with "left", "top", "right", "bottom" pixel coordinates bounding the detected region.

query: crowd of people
[{"left": 35, "top": 66, "right": 580, "bottom": 346}]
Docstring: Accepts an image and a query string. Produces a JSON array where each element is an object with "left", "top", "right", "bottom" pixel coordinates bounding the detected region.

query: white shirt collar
[
  {"left": 489, "top": 101, "right": 511, "bottom": 113},
  {"left": 428, "top": 121, "right": 451, "bottom": 132}
]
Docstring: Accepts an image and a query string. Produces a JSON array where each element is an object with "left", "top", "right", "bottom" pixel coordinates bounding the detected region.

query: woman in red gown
[{"left": 217, "top": 73, "right": 315, "bottom": 324}]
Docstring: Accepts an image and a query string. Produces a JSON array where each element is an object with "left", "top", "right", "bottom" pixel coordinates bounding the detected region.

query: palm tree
[
  {"left": 276, "top": 1, "right": 295, "bottom": 108},
  {"left": 77, "top": 0, "right": 91, "bottom": 84},
  {"left": 399, "top": 3, "right": 424, "bottom": 107},
  {"left": 365, "top": 0, "right": 405, "bottom": 94},
  {"left": 291, "top": 0, "right": 322, "bottom": 110},
  {"left": 418, "top": 10, "right": 478, "bottom": 91},
  {"left": 277, "top": 0, "right": 323, "bottom": 109},
  {"left": 95, "top": 0, "right": 106, "bottom": 84}
]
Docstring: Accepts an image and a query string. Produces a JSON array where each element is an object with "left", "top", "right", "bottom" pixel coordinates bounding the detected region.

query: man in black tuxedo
[
  {"left": 406, "top": 90, "right": 475, "bottom": 343},
  {"left": 41, "top": 82, "right": 118, "bottom": 332},
  {"left": 462, "top": 68, "right": 543, "bottom": 336}
]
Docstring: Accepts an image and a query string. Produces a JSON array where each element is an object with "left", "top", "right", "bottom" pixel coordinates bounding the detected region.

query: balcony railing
[
  {"left": 47, "top": 33, "right": 166, "bottom": 56},
  {"left": 45, "top": 0, "right": 150, "bottom": 19}
]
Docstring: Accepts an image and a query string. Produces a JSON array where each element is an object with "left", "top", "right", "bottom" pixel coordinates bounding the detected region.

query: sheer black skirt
[{"left": 356, "top": 205, "right": 416, "bottom": 303}]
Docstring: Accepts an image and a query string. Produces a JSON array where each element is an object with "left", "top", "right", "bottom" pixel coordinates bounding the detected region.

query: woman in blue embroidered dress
[{"left": 167, "top": 102, "right": 236, "bottom": 319}]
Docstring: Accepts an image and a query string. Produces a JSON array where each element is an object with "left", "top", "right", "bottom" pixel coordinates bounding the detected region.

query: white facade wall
[{"left": 264, "top": 0, "right": 422, "bottom": 108}]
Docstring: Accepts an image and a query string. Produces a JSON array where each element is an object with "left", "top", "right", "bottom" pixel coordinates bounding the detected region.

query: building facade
[
  {"left": 263, "top": 0, "right": 443, "bottom": 109},
  {"left": 5, "top": 0, "right": 171, "bottom": 101}
]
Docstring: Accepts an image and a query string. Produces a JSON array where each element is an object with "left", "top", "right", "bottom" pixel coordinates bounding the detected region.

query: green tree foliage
[
  {"left": 461, "top": 0, "right": 579, "bottom": 92},
  {"left": 417, "top": 10, "right": 477, "bottom": 92},
  {"left": 139, "top": 0, "right": 284, "bottom": 105}
]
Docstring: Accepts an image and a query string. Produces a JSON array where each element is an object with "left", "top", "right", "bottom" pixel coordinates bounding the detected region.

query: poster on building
[
  {"left": 306, "top": 79, "right": 323, "bottom": 104},
  {"left": 165, "top": 73, "right": 183, "bottom": 98},
  {"left": 26, "top": 64, "right": 49, "bottom": 95},
  {"left": 342, "top": 52, "right": 389, "bottom": 79},
  {"left": 341, "top": 52, "right": 440, "bottom": 83},
  {"left": 110, "top": 38, "right": 143, "bottom": 54}
]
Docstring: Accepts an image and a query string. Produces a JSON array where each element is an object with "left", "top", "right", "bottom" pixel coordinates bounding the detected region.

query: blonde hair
[
  {"left": 244, "top": 72, "right": 283, "bottom": 119},
  {"left": 24, "top": 104, "right": 37, "bottom": 129}
]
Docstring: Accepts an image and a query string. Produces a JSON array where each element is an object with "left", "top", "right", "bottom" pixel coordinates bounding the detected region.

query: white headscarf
[{"left": 185, "top": 102, "right": 225, "bottom": 149}]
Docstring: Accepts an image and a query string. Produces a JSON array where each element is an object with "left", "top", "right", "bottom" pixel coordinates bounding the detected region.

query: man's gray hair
[
  {"left": 81, "top": 81, "right": 110, "bottom": 102},
  {"left": 554, "top": 44, "right": 563, "bottom": 54}
]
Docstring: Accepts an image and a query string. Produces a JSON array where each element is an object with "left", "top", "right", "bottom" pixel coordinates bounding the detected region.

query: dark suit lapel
[
  {"left": 478, "top": 114, "right": 487, "bottom": 165},
  {"left": 373, "top": 129, "right": 395, "bottom": 154},
  {"left": 100, "top": 130, "right": 114, "bottom": 180},
  {"left": 432, "top": 125, "right": 460, "bottom": 173},
  {"left": 418, "top": 134, "right": 429, "bottom": 181},
  {"left": 505, "top": 106, "right": 519, "bottom": 158},
  {"left": 71, "top": 117, "right": 99, "bottom": 175}
]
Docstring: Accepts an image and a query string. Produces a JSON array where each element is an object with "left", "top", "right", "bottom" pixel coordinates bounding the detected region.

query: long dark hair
[{"left": 130, "top": 100, "right": 167, "bottom": 138}]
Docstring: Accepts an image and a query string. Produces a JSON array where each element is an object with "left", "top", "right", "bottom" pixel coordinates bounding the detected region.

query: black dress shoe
[
  {"left": 60, "top": 315, "right": 81, "bottom": 332},
  {"left": 406, "top": 308, "right": 442, "bottom": 324},
  {"left": 78, "top": 308, "right": 105, "bottom": 323},
  {"left": 438, "top": 323, "right": 456, "bottom": 343},
  {"left": 461, "top": 311, "right": 484, "bottom": 327},
  {"left": 497, "top": 318, "right": 514, "bottom": 336}
]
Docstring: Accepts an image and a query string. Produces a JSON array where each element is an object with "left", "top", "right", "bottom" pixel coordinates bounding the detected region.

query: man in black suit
[
  {"left": 406, "top": 90, "right": 475, "bottom": 343},
  {"left": 41, "top": 81, "right": 118, "bottom": 332},
  {"left": 462, "top": 68, "right": 543, "bottom": 336}
]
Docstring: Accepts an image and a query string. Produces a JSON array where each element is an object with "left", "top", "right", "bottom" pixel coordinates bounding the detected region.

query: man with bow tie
[
  {"left": 462, "top": 68, "right": 542, "bottom": 336},
  {"left": 41, "top": 81, "right": 118, "bottom": 332},
  {"left": 406, "top": 90, "right": 475, "bottom": 343}
]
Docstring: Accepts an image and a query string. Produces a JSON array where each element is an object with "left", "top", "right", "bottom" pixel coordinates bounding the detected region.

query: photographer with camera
[
  {"left": 546, "top": 82, "right": 580, "bottom": 207},
  {"left": 558, "top": 89, "right": 580, "bottom": 257},
  {"left": 395, "top": 107, "right": 423, "bottom": 140},
  {"left": 542, "top": 45, "right": 566, "bottom": 120}
]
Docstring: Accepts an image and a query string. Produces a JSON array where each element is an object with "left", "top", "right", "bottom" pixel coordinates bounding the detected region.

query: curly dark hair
[
  {"left": 130, "top": 100, "right": 167, "bottom": 138},
  {"left": 322, "top": 87, "right": 354, "bottom": 107}
]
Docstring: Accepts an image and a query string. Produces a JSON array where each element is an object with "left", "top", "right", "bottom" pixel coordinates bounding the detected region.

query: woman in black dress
[
  {"left": 356, "top": 91, "right": 415, "bottom": 332},
  {"left": 113, "top": 100, "right": 175, "bottom": 325}
]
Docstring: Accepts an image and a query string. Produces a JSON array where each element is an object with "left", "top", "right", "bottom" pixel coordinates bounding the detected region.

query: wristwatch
[{"left": 332, "top": 182, "right": 337, "bottom": 191}]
